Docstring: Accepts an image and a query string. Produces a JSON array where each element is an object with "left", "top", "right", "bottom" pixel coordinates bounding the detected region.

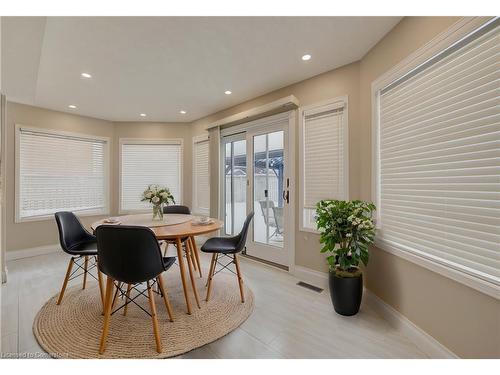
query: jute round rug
[{"left": 33, "top": 270, "right": 254, "bottom": 358}]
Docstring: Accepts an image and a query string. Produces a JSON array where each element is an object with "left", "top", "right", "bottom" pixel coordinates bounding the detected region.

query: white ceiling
[{"left": 2, "top": 17, "right": 401, "bottom": 122}]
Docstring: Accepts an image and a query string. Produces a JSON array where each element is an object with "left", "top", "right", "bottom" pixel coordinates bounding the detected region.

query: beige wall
[{"left": 5, "top": 103, "right": 192, "bottom": 251}]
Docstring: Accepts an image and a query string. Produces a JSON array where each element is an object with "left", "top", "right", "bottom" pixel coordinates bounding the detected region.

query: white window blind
[
  {"left": 301, "top": 101, "right": 348, "bottom": 229},
  {"left": 193, "top": 138, "right": 210, "bottom": 215},
  {"left": 120, "top": 141, "right": 182, "bottom": 211},
  {"left": 17, "top": 127, "right": 108, "bottom": 220},
  {"left": 377, "top": 21, "right": 500, "bottom": 285}
]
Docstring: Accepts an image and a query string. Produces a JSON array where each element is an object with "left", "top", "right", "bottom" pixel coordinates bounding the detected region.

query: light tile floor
[{"left": 1, "top": 250, "right": 428, "bottom": 359}]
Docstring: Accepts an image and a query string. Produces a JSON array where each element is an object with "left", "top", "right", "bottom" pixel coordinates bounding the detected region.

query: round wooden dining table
[{"left": 91, "top": 214, "right": 223, "bottom": 315}]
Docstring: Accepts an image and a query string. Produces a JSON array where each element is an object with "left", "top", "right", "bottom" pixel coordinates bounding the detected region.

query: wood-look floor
[{"left": 1, "top": 250, "right": 428, "bottom": 359}]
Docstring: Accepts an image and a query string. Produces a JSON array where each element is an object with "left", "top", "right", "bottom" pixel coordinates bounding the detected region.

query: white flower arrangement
[{"left": 141, "top": 184, "right": 175, "bottom": 206}]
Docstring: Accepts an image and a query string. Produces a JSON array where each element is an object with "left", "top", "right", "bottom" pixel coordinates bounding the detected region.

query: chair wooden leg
[
  {"left": 111, "top": 282, "right": 122, "bottom": 312},
  {"left": 205, "top": 253, "right": 218, "bottom": 302},
  {"left": 206, "top": 253, "right": 216, "bottom": 287},
  {"left": 82, "top": 256, "right": 89, "bottom": 289},
  {"left": 190, "top": 236, "right": 203, "bottom": 278},
  {"left": 56, "top": 258, "right": 74, "bottom": 305},
  {"left": 96, "top": 258, "right": 105, "bottom": 309},
  {"left": 234, "top": 254, "right": 245, "bottom": 303},
  {"left": 147, "top": 280, "right": 162, "bottom": 353},
  {"left": 123, "top": 284, "right": 132, "bottom": 316},
  {"left": 157, "top": 276, "right": 174, "bottom": 322},
  {"left": 99, "top": 276, "right": 115, "bottom": 354},
  {"left": 185, "top": 240, "right": 201, "bottom": 309}
]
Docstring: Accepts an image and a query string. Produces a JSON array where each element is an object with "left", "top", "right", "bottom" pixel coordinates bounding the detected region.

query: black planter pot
[{"left": 328, "top": 271, "right": 363, "bottom": 316}]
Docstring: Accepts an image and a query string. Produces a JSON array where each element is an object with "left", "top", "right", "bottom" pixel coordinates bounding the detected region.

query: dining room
[{"left": 0, "top": 2, "right": 499, "bottom": 366}]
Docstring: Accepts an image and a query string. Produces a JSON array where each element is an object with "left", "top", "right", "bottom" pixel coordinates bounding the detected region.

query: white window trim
[
  {"left": 15, "top": 124, "right": 111, "bottom": 223},
  {"left": 118, "top": 138, "right": 184, "bottom": 215},
  {"left": 298, "top": 96, "right": 349, "bottom": 233},
  {"left": 219, "top": 110, "right": 291, "bottom": 137},
  {"left": 371, "top": 16, "right": 500, "bottom": 300},
  {"left": 192, "top": 134, "right": 210, "bottom": 216}
]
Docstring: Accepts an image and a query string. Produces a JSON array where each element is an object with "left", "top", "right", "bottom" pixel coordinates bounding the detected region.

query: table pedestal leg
[
  {"left": 176, "top": 237, "right": 192, "bottom": 315},
  {"left": 186, "top": 238, "right": 201, "bottom": 309},
  {"left": 190, "top": 236, "right": 203, "bottom": 278}
]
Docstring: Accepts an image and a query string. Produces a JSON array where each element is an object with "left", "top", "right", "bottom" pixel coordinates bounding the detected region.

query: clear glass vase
[{"left": 152, "top": 203, "right": 164, "bottom": 221}]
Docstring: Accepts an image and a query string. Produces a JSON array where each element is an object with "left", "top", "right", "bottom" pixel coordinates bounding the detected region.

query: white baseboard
[
  {"left": 291, "top": 264, "right": 457, "bottom": 359},
  {"left": 6, "top": 244, "right": 60, "bottom": 261},
  {"left": 363, "top": 290, "right": 458, "bottom": 358}
]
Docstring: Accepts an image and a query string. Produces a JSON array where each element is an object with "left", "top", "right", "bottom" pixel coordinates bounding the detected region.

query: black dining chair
[
  {"left": 162, "top": 205, "right": 202, "bottom": 277},
  {"left": 202, "top": 212, "right": 254, "bottom": 303},
  {"left": 95, "top": 225, "right": 175, "bottom": 354},
  {"left": 54, "top": 211, "right": 104, "bottom": 306},
  {"left": 163, "top": 204, "right": 191, "bottom": 215}
]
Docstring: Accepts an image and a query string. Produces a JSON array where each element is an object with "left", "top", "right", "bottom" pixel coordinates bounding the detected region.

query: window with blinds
[
  {"left": 120, "top": 140, "right": 183, "bottom": 212},
  {"left": 376, "top": 20, "right": 500, "bottom": 285},
  {"left": 193, "top": 138, "right": 210, "bottom": 215},
  {"left": 17, "top": 127, "right": 108, "bottom": 220},
  {"left": 300, "top": 99, "right": 348, "bottom": 230}
]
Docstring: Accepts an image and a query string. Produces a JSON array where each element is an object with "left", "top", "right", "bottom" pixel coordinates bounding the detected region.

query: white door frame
[
  {"left": 0, "top": 94, "right": 6, "bottom": 284},
  {"left": 219, "top": 111, "right": 296, "bottom": 269}
]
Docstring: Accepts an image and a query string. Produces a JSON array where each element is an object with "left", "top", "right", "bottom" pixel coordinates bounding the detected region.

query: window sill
[
  {"left": 374, "top": 239, "right": 500, "bottom": 300},
  {"left": 15, "top": 210, "right": 109, "bottom": 224},
  {"left": 299, "top": 226, "right": 320, "bottom": 234},
  {"left": 118, "top": 209, "right": 151, "bottom": 215}
]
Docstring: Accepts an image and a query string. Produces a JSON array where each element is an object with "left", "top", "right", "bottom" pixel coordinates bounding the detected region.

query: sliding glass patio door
[{"left": 221, "top": 113, "right": 292, "bottom": 268}]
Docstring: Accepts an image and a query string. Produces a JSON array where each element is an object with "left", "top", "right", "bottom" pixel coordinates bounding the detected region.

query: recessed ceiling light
[
  {"left": 224, "top": 90, "right": 232, "bottom": 95},
  {"left": 180, "top": 110, "right": 187, "bottom": 114},
  {"left": 81, "top": 72, "right": 92, "bottom": 78},
  {"left": 140, "top": 113, "right": 147, "bottom": 117},
  {"left": 302, "top": 54, "right": 312, "bottom": 61},
  {"left": 68, "top": 104, "right": 77, "bottom": 109}
]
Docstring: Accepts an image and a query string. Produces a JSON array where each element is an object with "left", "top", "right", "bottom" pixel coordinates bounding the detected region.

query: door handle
[{"left": 283, "top": 190, "right": 289, "bottom": 204}]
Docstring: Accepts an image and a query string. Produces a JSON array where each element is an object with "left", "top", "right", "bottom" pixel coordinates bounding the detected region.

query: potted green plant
[{"left": 315, "top": 200, "right": 376, "bottom": 316}]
